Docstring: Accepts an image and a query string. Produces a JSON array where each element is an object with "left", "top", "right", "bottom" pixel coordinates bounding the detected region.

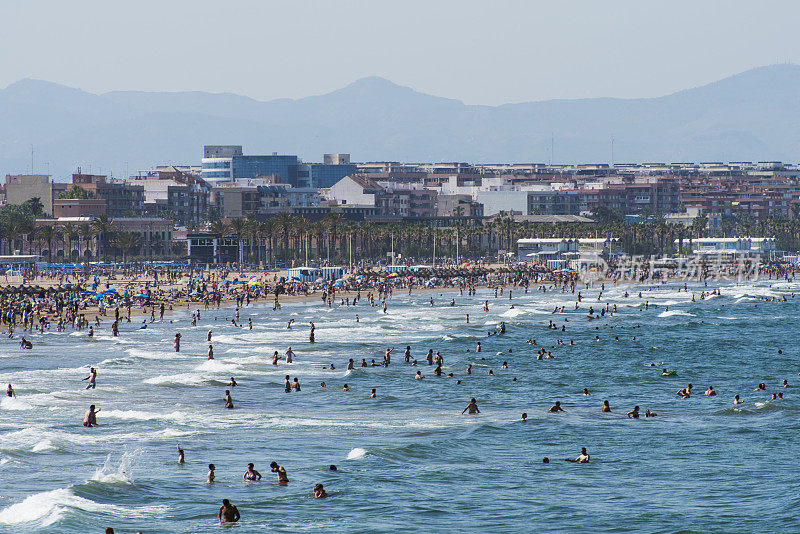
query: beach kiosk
[
  {"left": 288, "top": 266, "right": 321, "bottom": 283},
  {"left": 320, "top": 266, "right": 344, "bottom": 280}
]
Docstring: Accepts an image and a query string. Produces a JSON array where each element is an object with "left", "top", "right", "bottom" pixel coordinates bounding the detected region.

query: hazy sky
[{"left": 1, "top": 0, "right": 799, "bottom": 105}]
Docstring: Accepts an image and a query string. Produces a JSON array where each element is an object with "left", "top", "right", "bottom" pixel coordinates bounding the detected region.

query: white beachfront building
[{"left": 674, "top": 237, "right": 778, "bottom": 258}]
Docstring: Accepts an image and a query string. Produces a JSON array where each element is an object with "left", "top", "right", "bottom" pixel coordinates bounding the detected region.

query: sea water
[{"left": 1, "top": 280, "right": 799, "bottom": 533}]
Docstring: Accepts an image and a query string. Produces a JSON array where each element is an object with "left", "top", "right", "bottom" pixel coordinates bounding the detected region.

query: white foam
[
  {"left": 0, "top": 487, "right": 166, "bottom": 527},
  {"left": 102, "top": 409, "right": 191, "bottom": 423},
  {"left": 143, "top": 373, "right": 204, "bottom": 386},
  {"left": 1, "top": 396, "right": 33, "bottom": 410},
  {"left": 658, "top": 310, "right": 695, "bottom": 317},
  {"left": 31, "top": 439, "right": 57, "bottom": 452},
  {"left": 91, "top": 451, "right": 139, "bottom": 484},
  {"left": 346, "top": 447, "right": 367, "bottom": 460}
]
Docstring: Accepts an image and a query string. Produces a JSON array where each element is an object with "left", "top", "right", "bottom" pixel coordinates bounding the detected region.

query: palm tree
[
  {"left": 24, "top": 197, "right": 45, "bottom": 217},
  {"left": 37, "top": 225, "right": 55, "bottom": 262},
  {"left": 79, "top": 223, "right": 95, "bottom": 260},
  {"left": 274, "top": 212, "right": 294, "bottom": 267},
  {"left": 111, "top": 231, "right": 141, "bottom": 263},
  {"left": 209, "top": 219, "right": 228, "bottom": 236},
  {"left": 91, "top": 214, "right": 114, "bottom": 262},
  {"left": 62, "top": 223, "right": 77, "bottom": 260}
]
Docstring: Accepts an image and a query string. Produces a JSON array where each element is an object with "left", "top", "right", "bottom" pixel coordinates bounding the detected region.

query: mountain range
[{"left": 1, "top": 64, "right": 799, "bottom": 179}]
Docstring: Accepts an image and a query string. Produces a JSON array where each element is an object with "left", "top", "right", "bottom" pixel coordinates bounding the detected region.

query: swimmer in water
[
  {"left": 207, "top": 463, "right": 215, "bottom": 483},
  {"left": 369, "top": 388, "right": 377, "bottom": 398},
  {"left": 224, "top": 390, "right": 234, "bottom": 409},
  {"left": 583, "top": 388, "right": 590, "bottom": 396},
  {"left": 565, "top": 447, "right": 590, "bottom": 463},
  {"left": 521, "top": 412, "right": 527, "bottom": 421},
  {"left": 704, "top": 386, "right": 716, "bottom": 396},
  {"left": 547, "top": 401, "right": 564, "bottom": 413},
  {"left": 6, "top": 383, "right": 15, "bottom": 397},
  {"left": 83, "top": 404, "right": 100, "bottom": 427},
  {"left": 414, "top": 371, "right": 424, "bottom": 379},
  {"left": 313, "top": 483, "right": 328, "bottom": 498},
  {"left": 243, "top": 463, "right": 261, "bottom": 481},
  {"left": 83, "top": 367, "right": 97, "bottom": 389},
  {"left": 627, "top": 406, "right": 640, "bottom": 419},
  {"left": 644, "top": 409, "right": 657, "bottom": 417},
  {"left": 177, "top": 444, "right": 185, "bottom": 464},
  {"left": 601, "top": 400, "right": 611, "bottom": 412},
  {"left": 733, "top": 394, "right": 743, "bottom": 405},
  {"left": 270, "top": 461, "right": 289, "bottom": 483},
  {"left": 462, "top": 398, "right": 480, "bottom": 414},
  {"left": 218, "top": 499, "right": 240, "bottom": 524},
  {"left": 342, "top": 384, "right": 350, "bottom": 391},
  {"left": 229, "top": 377, "right": 238, "bottom": 387}
]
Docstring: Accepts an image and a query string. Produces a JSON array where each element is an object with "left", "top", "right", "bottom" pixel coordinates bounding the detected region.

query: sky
[{"left": 1, "top": 0, "right": 799, "bottom": 105}]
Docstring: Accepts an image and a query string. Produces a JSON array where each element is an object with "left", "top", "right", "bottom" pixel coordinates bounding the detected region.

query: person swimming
[
  {"left": 224, "top": 390, "right": 234, "bottom": 409},
  {"left": 243, "top": 463, "right": 261, "bottom": 481},
  {"left": 704, "top": 386, "right": 716, "bottom": 396},
  {"left": 547, "top": 401, "right": 564, "bottom": 413},
  {"left": 601, "top": 400, "right": 611, "bottom": 412},
  {"left": 462, "top": 398, "right": 480, "bottom": 414},
  {"left": 270, "top": 461, "right": 289, "bottom": 483},
  {"left": 218, "top": 499, "right": 240, "bottom": 524},
  {"left": 83, "top": 404, "right": 100, "bottom": 427},
  {"left": 207, "top": 464, "right": 215, "bottom": 483},
  {"left": 313, "top": 483, "right": 328, "bottom": 498},
  {"left": 627, "top": 406, "right": 640, "bottom": 419},
  {"left": 565, "top": 447, "right": 590, "bottom": 463}
]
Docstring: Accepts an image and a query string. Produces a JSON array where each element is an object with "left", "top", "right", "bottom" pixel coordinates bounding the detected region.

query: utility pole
[{"left": 611, "top": 136, "right": 615, "bottom": 168}]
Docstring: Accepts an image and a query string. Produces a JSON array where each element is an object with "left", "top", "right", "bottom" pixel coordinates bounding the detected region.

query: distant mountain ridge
[{"left": 1, "top": 65, "right": 799, "bottom": 179}]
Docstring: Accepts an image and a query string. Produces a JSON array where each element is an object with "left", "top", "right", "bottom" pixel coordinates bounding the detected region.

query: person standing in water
[
  {"left": 6, "top": 383, "right": 15, "bottom": 397},
  {"left": 207, "top": 344, "right": 214, "bottom": 360},
  {"left": 83, "top": 404, "right": 100, "bottom": 427},
  {"left": 83, "top": 368, "right": 97, "bottom": 389},
  {"left": 270, "top": 461, "right": 289, "bottom": 483},
  {"left": 177, "top": 445, "right": 185, "bottom": 464},
  {"left": 173, "top": 333, "right": 181, "bottom": 352},
  {"left": 218, "top": 499, "right": 240, "bottom": 524},
  {"left": 462, "top": 398, "right": 480, "bottom": 414},
  {"left": 207, "top": 464, "right": 215, "bottom": 483},
  {"left": 243, "top": 463, "right": 261, "bottom": 481},
  {"left": 565, "top": 447, "right": 590, "bottom": 463}
]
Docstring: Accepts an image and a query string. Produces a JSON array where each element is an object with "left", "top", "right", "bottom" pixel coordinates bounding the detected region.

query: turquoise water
[{"left": 1, "top": 279, "right": 799, "bottom": 533}]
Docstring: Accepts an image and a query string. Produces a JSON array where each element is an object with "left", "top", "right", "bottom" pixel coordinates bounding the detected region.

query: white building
[{"left": 674, "top": 237, "right": 777, "bottom": 257}]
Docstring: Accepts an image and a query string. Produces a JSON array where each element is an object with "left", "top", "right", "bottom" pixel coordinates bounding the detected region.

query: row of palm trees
[
  {"left": 0, "top": 210, "right": 167, "bottom": 263},
  {"left": 208, "top": 211, "right": 800, "bottom": 266}
]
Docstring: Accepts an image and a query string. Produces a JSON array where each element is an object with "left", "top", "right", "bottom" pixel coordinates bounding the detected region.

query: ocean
[{"left": 1, "top": 279, "right": 798, "bottom": 533}]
